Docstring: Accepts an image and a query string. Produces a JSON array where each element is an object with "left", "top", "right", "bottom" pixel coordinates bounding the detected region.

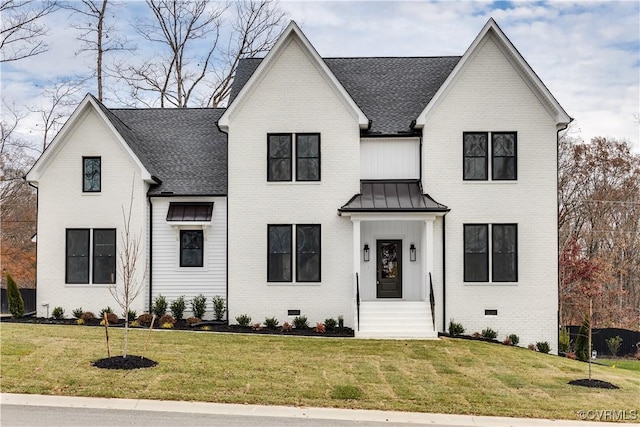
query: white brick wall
[
  {"left": 423, "top": 34, "right": 559, "bottom": 351},
  {"left": 34, "top": 107, "right": 149, "bottom": 318}
]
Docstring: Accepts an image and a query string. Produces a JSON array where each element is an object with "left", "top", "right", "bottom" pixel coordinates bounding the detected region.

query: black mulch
[
  {"left": 93, "top": 355, "right": 157, "bottom": 370},
  {"left": 568, "top": 379, "right": 620, "bottom": 389}
]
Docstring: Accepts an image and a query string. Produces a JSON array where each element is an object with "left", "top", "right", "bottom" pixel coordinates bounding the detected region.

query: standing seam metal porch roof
[{"left": 340, "top": 180, "right": 449, "bottom": 213}]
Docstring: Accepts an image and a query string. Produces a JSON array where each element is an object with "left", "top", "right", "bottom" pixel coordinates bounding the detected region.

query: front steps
[{"left": 356, "top": 301, "right": 438, "bottom": 339}]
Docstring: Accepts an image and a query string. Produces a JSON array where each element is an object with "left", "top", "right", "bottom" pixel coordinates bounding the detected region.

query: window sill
[
  {"left": 266, "top": 181, "right": 321, "bottom": 185},
  {"left": 462, "top": 181, "right": 518, "bottom": 184},
  {"left": 267, "top": 282, "right": 322, "bottom": 287},
  {"left": 463, "top": 282, "right": 518, "bottom": 286},
  {"left": 65, "top": 283, "right": 111, "bottom": 288},
  {"left": 81, "top": 192, "right": 102, "bottom": 195}
]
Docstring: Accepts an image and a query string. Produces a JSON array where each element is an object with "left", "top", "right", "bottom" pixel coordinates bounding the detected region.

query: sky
[{"left": 2, "top": 0, "right": 639, "bottom": 153}]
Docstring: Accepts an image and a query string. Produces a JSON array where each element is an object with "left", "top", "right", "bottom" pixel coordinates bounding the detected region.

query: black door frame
[{"left": 376, "top": 239, "right": 402, "bottom": 298}]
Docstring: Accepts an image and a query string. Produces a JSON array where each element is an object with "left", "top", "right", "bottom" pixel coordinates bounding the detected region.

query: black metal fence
[
  {"left": 566, "top": 326, "right": 640, "bottom": 357},
  {"left": 0, "top": 288, "right": 36, "bottom": 315}
]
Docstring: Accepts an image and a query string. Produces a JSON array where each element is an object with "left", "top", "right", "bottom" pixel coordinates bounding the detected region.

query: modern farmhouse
[{"left": 26, "top": 19, "right": 570, "bottom": 348}]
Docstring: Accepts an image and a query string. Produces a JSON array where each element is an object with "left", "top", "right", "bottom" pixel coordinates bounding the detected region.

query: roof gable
[
  {"left": 415, "top": 18, "right": 571, "bottom": 128},
  {"left": 218, "top": 21, "right": 368, "bottom": 131}
]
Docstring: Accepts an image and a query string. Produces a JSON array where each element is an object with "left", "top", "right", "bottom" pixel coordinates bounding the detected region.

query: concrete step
[{"left": 356, "top": 301, "right": 437, "bottom": 339}]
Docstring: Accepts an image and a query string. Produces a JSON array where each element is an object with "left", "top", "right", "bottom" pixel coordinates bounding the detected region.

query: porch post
[
  {"left": 352, "top": 219, "right": 361, "bottom": 331},
  {"left": 424, "top": 217, "right": 435, "bottom": 299}
]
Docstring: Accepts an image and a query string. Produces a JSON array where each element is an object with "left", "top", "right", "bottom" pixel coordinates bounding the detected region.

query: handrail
[
  {"left": 356, "top": 272, "right": 360, "bottom": 331},
  {"left": 429, "top": 272, "right": 435, "bottom": 330}
]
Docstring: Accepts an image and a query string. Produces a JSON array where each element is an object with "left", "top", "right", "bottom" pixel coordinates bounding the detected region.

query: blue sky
[{"left": 2, "top": 0, "right": 639, "bottom": 151}]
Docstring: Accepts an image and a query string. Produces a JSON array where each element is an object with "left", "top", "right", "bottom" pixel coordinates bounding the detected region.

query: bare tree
[
  {"left": 109, "top": 179, "right": 145, "bottom": 358},
  {"left": 1, "top": 0, "right": 58, "bottom": 62},
  {"left": 114, "top": 0, "right": 284, "bottom": 108},
  {"left": 61, "top": 0, "right": 132, "bottom": 101}
]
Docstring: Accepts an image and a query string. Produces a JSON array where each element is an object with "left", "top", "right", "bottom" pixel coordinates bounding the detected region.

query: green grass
[
  {"left": 597, "top": 358, "right": 640, "bottom": 372},
  {"left": 1, "top": 324, "right": 639, "bottom": 420}
]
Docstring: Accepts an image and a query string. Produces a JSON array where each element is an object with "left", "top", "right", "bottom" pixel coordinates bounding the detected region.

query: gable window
[
  {"left": 296, "top": 224, "right": 321, "bottom": 282},
  {"left": 180, "top": 230, "right": 204, "bottom": 267},
  {"left": 93, "top": 229, "right": 116, "bottom": 283},
  {"left": 267, "top": 134, "right": 292, "bottom": 181},
  {"left": 268, "top": 225, "right": 292, "bottom": 281},
  {"left": 463, "top": 132, "right": 517, "bottom": 181},
  {"left": 296, "top": 134, "right": 320, "bottom": 181},
  {"left": 66, "top": 229, "right": 90, "bottom": 283},
  {"left": 83, "top": 157, "right": 101, "bottom": 192},
  {"left": 464, "top": 224, "right": 518, "bottom": 283}
]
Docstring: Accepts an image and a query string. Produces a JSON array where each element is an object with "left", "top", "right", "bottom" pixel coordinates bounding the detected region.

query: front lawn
[
  {"left": 1, "top": 324, "right": 638, "bottom": 420},
  {"left": 596, "top": 358, "right": 640, "bottom": 372}
]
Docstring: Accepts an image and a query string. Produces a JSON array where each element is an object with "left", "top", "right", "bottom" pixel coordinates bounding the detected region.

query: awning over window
[
  {"left": 166, "top": 202, "right": 214, "bottom": 221},
  {"left": 339, "top": 180, "right": 448, "bottom": 213}
]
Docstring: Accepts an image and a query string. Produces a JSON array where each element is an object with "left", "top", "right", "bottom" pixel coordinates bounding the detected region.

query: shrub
[
  {"left": 324, "top": 318, "right": 337, "bottom": 330},
  {"left": 99, "top": 306, "right": 113, "bottom": 319},
  {"left": 51, "top": 306, "right": 65, "bottom": 319},
  {"left": 448, "top": 319, "right": 465, "bottom": 337},
  {"left": 123, "top": 309, "right": 137, "bottom": 322},
  {"left": 536, "top": 341, "right": 551, "bottom": 354},
  {"left": 76, "top": 319, "right": 85, "bottom": 325},
  {"left": 315, "top": 322, "right": 326, "bottom": 333},
  {"left": 161, "top": 322, "right": 174, "bottom": 329},
  {"left": 527, "top": 343, "right": 536, "bottom": 351},
  {"left": 606, "top": 335, "right": 623, "bottom": 357},
  {"left": 235, "top": 314, "right": 252, "bottom": 327},
  {"left": 575, "top": 317, "right": 590, "bottom": 362},
  {"left": 81, "top": 311, "right": 96, "bottom": 321},
  {"left": 152, "top": 295, "right": 168, "bottom": 317},
  {"left": 559, "top": 327, "right": 571, "bottom": 353},
  {"left": 251, "top": 322, "right": 263, "bottom": 331},
  {"left": 281, "top": 321, "right": 292, "bottom": 332},
  {"left": 159, "top": 314, "right": 176, "bottom": 326},
  {"left": 471, "top": 331, "right": 482, "bottom": 339},
  {"left": 566, "top": 352, "right": 577, "bottom": 360},
  {"left": 104, "top": 312, "right": 119, "bottom": 324},
  {"left": 186, "top": 316, "right": 202, "bottom": 326},
  {"left": 264, "top": 317, "right": 278, "bottom": 329},
  {"left": 338, "top": 315, "right": 344, "bottom": 331},
  {"left": 191, "top": 294, "right": 207, "bottom": 319},
  {"left": 137, "top": 313, "right": 154, "bottom": 327},
  {"left": 6, "top": 273, "right": 24, "bottom": 318},
  {"left": 212, "top": 295, "right": 226, "bottom": 321},
  {"left": 72, "top": 307, "right": 84, "bottom": 319},
  {"left": 508, "top": 334, "right": 519, "bottom": 346},
  {"left": 293, "top": 315, "right": 309, "bottom": 329},
  {"left": 170, "top": 296, "right": 186, "bottom": 321},
  {"left": 481, "top": 327, "right": 498, "bottom": 340}
]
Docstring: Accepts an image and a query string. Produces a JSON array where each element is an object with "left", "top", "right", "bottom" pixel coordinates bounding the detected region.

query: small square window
[{"left": 83, "top": 157, "right": 101, "bottom": 192}]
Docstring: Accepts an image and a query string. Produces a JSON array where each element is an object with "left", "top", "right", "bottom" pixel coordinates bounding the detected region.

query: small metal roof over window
[
  {"left": 340, "top": 180, "right": 448, "bottom": 212},
  {"left": 166, "top": 202, "right": 214, "bottom": 221}
]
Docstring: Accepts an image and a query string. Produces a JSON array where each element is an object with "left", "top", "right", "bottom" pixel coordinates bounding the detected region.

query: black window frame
[
  {"left": 92, "top": 228, "right": 116, "bottom": 284},
  {"left": 180, "top": 229, "right": 204, "bottom": 268},
  {"left": 267, "top": 134, "right": 292, "bottom": 182},
  {"left": 66, "top": 228, "right": 90, "bottom": 284},
  {"left": 463, "top": 132, "right": 488, "bottom": 181},
  {"left": 296, "top": 224, "right": 321, "bottom": 282},
  {"left": 492, "top": 223, "right": 518, "bottom": 282},
  {"left": 295, "top": 133, "right": 321, "bottom": 182},
  {"left": 491, "top": 132, "right": 517, "bottom": 180},
  {"left": 268, "top": 224, "right": 293, "bottom": 282},
  {"left": 463, "top": 224, "right": 489, "bottom": 282},
  {"left": 82, "top": 156, "right": 102, "bottom": 192}
]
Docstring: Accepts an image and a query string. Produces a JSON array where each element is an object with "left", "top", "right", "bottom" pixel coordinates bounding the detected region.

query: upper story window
[
  {"left": 83, "top": 157, "right": 101, "bottom": 192},
  {"left": 268, "top": 133, "right": 321, "bottom": 182},
  {"left": 463, "top": 132, "right": 516, "bottom": 181}
]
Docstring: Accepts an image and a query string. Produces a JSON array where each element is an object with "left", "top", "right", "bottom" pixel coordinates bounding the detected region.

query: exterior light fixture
[
  {"left": 363, "top": 244, "right": 370, "bottom": 262},
  {"left": 410, "top": 243, "right": 416, "bottom": 261}
]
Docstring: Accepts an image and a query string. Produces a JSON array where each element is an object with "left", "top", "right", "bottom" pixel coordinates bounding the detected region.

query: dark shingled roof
[
  {"left": 229, "top": 56, "right": 461, "bottom": 135},
  {"left": 340, "top": 180, "right": 448, "bottom": 212},
  {"left": 107, "top": 108, "right": 227, "bottom": 196}
]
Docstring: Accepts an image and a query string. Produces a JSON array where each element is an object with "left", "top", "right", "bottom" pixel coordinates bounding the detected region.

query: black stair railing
[{"left": 429, "top": 272, "right": 436, "bottom": 330}]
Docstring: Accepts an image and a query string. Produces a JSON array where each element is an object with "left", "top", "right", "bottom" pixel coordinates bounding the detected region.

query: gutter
[{"left": 148, "top": 196, "right": 153, "bottom": 312}]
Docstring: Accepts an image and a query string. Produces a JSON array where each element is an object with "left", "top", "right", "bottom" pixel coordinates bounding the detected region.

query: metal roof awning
[
  {"left": 166, "top": 202, "right": 214, "bottom": 222},
  {"left": 339, "top": 180, "right": 448, "bottom": 213}
]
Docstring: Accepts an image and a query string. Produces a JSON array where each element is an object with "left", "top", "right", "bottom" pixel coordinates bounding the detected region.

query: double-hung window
[
  {"left": 93, "top": 229, "right": 116, "bottom": 283},
  {"left": 180, "top": 230, "right": 204, "bottom": 267},
  {"left": 463, "top": 132, "right": 516, "bottom": 180},
  {"left": 66, "top": 228, "right": 115, "bottom": 284},
  {"left": 464, "top": 224, "right": 517, "bottom": 283},
  {"left": 268, "top": 224, "right": 321, "bottom": 283},
  {"left": 268, "top": 133, "right": 320, "bottom": 182}
]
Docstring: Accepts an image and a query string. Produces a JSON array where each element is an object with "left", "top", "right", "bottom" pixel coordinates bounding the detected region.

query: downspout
[
  {"left": 216, "top": 119, "right": 230, "bottom": 326},
  {"left": 148, "top": 196, "right": 153, "bottom": 313},
  {"left": 556, "top": 121, "right": 571, "bottom": 352},
  {"left": 27, "top": 180, "right": 39, "bottom": 314},
  {"left": 442, "top": 213, "right": 447, "bottom": 332}
]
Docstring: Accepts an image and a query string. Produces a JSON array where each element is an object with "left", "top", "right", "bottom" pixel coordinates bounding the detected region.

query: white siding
[
  {"left": 423, "top": 34, "right": 559, "bottom": 350},
  {"left": 360, "top": 138, "right": 420, "bottom": 179},
  {"left": 150, "top": 197, "right": 227, "bottom": 319},
  {"left": 35, "top": 107, "right": 149, "bottom": 317},
  {"left": 227, "top": 37, "right": 360, "bottom": 327}
]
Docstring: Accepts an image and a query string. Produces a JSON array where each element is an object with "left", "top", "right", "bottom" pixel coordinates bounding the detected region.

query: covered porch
[{"left": 339, "top": 180, "right": 448, "bottom": 338}]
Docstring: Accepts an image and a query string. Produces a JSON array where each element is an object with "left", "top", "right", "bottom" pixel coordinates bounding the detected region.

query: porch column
[
  {"left": 423, "top": 216, "right": 435, "bottom": 297},
  {"left": 352, "top": 219, "right": 361, "bottom": 331}
]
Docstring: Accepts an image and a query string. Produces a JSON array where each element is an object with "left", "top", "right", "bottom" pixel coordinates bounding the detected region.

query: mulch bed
[
  {"left": 93, "top": 355, "right": 157, "bottom": 370},
  {"left": 568, "top": 379, "right": 620, "bottom": 389}
]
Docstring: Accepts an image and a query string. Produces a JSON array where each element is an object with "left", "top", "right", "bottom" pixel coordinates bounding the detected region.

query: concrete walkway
[{"left": 0, "top": 393, "right": 616, "bottom": 426}]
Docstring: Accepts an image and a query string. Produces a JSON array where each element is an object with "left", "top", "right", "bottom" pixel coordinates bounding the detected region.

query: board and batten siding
[
  {"left": 150, "top": 197, "right": 227, "bottom": 319},
  {"left": 360, "top": 138, "right": 420, "bottom": 180}
]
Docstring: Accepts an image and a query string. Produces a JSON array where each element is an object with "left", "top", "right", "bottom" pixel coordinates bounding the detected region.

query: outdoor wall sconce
[
  {"left": 410, "top": 243, "right": 416, "bottom": 261},
  {"left": 363, "top": 244, "right": 370, "bottom": 262}
]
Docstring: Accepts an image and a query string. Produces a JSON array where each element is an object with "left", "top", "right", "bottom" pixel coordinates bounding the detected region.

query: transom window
[
  {"left": 463, "top": 132, "right": 517, "bottom": 181},
  {"left": 268, "top": 133, "right": 320, "bottom": 182},
  {"left": 464, "top": 224, "right": 518, "bottom": 283},
  {"left": 66, "top": 228, "right": 115, "bottom": 284},
  {"left": 180, "top": 230, "right": 204, "bottom": 267},
  {"left": 268, "top": 224, "right": 321, "bottom": 282},
  {"left": 83, "top": 157, "right": 101, "bottom": 192}
]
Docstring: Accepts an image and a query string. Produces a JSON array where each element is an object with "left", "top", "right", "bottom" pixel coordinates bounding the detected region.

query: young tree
[
  {"left": 6, "top": 272, "right": 25, "bottom": 318},
  {"left": 1, "top": 0, "right": 58, "bottom": 62}
]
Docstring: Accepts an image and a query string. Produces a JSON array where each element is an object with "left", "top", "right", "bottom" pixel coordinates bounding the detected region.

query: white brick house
[{"left": 26, "top": 19, "right": 570, "bottom": 349}]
